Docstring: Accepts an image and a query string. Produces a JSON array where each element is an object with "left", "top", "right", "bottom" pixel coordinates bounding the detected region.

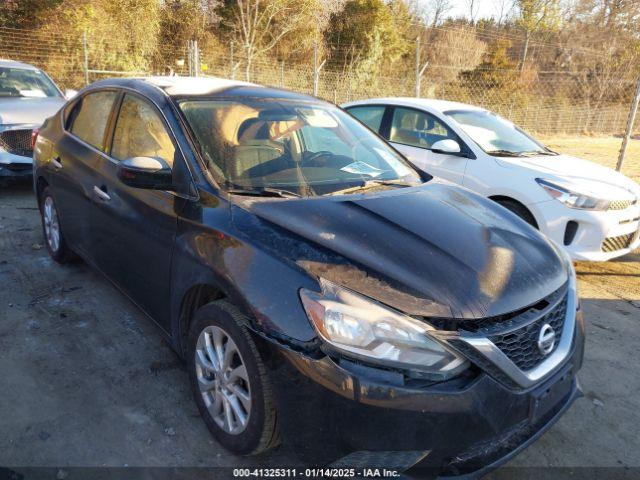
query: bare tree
[
  {"left": 493, "top": 0, "right": 514, "bottom": 25},
  {"left": 515, "top": 0, "right": 561, "bottom": 71},
  {"left": 231, "top": 0, "right": 313, "bottom": 81},
  {"left": 431, "top": 0, "right": 454, "bottom": 26},
  {"left": 466, "top": 0, "right": 479, "bottom": 23}
]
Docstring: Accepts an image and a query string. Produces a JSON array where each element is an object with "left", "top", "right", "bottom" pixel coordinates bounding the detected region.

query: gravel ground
[{"left": 1, "top": 181, "right": 639, "bottom": 478}]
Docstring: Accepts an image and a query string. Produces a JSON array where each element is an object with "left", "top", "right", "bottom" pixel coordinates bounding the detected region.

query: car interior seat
[{"left": 231, "top": 118, "right": 284, "bottom": 184}]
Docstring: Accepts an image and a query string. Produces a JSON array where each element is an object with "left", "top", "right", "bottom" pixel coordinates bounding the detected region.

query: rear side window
[
  {"left": 346, "top": 106, "right": 385, "bottom": 133},
  {"left": 111, "top": 94, "right": 175, "bottom": 165},
  {"left": 389, "top": 107, "right": 456, "bottom": 149},
  {"left": 68, "top": 91, "right": 118, "bottom": 151}
]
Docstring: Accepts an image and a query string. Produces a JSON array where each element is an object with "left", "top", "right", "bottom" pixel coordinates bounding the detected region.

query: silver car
[{"left": 0, "top": 60, "right": 73, "bottom": 179}]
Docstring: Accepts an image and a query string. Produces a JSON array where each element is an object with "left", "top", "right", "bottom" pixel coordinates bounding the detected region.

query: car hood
[
  {"left": 497, "top": 153, "right": 640, "bottom": 199},
  {"left": 233, "top": 181, "right": 568, "bottom": 320},
  {"left": 0, "top": 97, "right": 65, "bottom": 126}
]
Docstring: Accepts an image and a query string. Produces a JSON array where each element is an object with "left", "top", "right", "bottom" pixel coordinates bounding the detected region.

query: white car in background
[
  {"left": 343, "top": 98, "right": 640, "bottom": 261},
  {"left": 0, "top": 59, "right": 75, "bottom": 180}
]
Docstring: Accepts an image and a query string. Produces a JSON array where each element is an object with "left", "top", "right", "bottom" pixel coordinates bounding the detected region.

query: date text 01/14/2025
[{"left": 232, "top": 468, "right": 401, "bottom": 478}]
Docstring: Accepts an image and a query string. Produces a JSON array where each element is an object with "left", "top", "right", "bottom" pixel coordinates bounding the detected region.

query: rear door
[
  {"left": 90, "top": 92, "right": 183, "bottom": 331},
  {"left": 345, "top": 105, "right": 387, "bottom": 134},
  {"left": 386, "top": 106, "right": 469, "bottom": 184},
  {"left": 51, "top": 90, "right": 119, "bottom": 257}
]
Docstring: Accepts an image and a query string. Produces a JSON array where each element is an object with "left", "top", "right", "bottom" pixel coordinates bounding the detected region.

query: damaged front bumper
[{"left": 260, "top": 309, "right": 585, "bottom": 478}]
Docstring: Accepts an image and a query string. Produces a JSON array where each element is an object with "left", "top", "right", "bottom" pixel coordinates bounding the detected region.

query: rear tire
[
  {"left": 188, "top": 300, "right": 279, "bottom": 455},
  {"left": 39, "top": 186, "right": 75, "bottom": 264},
  {"left": 495, "top": 199, "right": 538, "bottom": 228}
]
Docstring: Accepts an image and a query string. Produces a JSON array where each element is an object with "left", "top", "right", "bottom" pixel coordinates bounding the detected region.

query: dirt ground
[
  {"left": 1, "top": 181, "right": 639, "bottom": 478},
  {"left": 539, "top": 135, "right": 640, "bottom": 183}
]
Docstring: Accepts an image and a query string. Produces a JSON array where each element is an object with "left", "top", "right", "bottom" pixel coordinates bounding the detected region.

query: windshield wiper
[
  {"left": 329, "top": 179, "right": 415, "bottom": 196},
  {"left": 227, "top": 187, "right": 301, "bottom": 198},
  {"left": 486, "top": 149, "right": 525, "bottom": 157},
  {"left": 519, "top": 150, "right": 558, "bottom": 156}
]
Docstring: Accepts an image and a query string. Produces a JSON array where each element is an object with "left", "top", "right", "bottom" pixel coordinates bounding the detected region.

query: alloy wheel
[
  {"left": 43, "top": 196, "right": 60, "bottom": 253},
  {"left": 195, "top": 325, "right": 252, "bottom": 435}
]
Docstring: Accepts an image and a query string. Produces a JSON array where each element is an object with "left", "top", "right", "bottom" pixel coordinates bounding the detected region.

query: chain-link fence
[{"left": 1, "top": 25, "right": 639, "bottom": 140}]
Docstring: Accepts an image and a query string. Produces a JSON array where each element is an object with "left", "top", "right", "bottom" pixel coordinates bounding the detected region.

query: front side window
[
  {"left": 111, "top": 94, "right": 176, "bottom": 165},
  {"left": 0, "top": 67, "right": 61, "bottom": 98},
  {"left": 389, "top": 107, "right": 456, "bottom": 149},
  {"left": 346, "top": 105, "right": 386, "bottom": 133},
  {"left": 69, "top": 91, "right": 119, "bottom": 151},
  {"left": 445, "top": 109, "right": 550, "bottom": 156},
  {"left": 179, "top": 99, "right": 422, "bottom": 196}
]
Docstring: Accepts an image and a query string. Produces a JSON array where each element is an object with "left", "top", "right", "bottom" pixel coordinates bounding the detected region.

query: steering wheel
[{"left": 301, "top": 150, "right": 334, "bottom": 167}]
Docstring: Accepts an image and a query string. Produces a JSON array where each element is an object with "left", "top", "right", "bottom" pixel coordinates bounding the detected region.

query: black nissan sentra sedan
[{"left": 33, "top": 77, "right": 584, "bottom": 476}]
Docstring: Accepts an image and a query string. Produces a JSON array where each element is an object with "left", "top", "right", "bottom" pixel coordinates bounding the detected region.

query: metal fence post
[
  {"left": 230, "top": 41, "right": 235, "bottom": 79},
  {"left": 194, "top": 40, "right": 199, "bottom": 77},
  {"left": 617, "top": 78, "right": 640, "bottom": 172},
  {"left": 187, "top": 40, "right": 193, "bottom": 76},
  {"left": 415, "top": 38, "right": 420, "bottom": 97},
  {"left": 280, "top": 60, "right": 284, "bottom": 88},
  {"left": 312, "top": 42, "right": 325, "bottom": 97},
  {"left": 82, "top": 31, "right": 89, "bottom": 85},
  {"left": 414, "top": 38, "right": 428, "bottom": 98}
]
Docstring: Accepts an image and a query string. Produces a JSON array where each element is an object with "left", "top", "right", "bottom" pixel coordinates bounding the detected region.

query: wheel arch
[
  {"left": 35, "top": 176, "right": 49, "bottom": 208},
  {"left": 489, "top": 195, "right": 539, "bottom": 229},
  {"left": 177, "top": 283, "right": 227, "bottom": 357}
]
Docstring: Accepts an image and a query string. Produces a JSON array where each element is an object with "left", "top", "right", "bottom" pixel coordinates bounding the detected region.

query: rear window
[{"left": 68, "top": 91, "right": 119, "bottom": 151}]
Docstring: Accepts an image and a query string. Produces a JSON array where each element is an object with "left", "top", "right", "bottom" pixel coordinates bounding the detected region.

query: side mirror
[
  {"left": 431, "top": 139, "right": 461, "bottom": 155},
  {"left": 117, "top": 156, "right": 173, "bottom": 190},
  {"left": 65, "top": 89, "right": 78, "bottom": 100}
]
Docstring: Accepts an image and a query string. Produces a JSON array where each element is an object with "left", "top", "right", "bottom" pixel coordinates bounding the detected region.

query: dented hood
[{"left": 234, "top": 181, "right": 568, "bottom": 320}]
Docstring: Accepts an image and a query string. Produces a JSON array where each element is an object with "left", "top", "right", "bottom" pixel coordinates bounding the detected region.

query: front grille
[
  {"left": 601, "top": 231, "right": 638, "bottom": 252},
  {"left": 488, "top": 296, "right": 568, "bottom": 371},
  {"left": 609, "top": 199, "right": 637, "bottom": 211},
  {"left": 0, "top": 129, "right": 33, "bottom": 157}
]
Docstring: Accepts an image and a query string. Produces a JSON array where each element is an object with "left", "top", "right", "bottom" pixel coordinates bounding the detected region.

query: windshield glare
[
  {"left": 445, "top": 109, "right": 546, "bottom": 155},
  {"left": 0, "top": 67, "right": 61, "bottom": 98},
  {"left": 179, "top": 99, "right": 422, "bottom": 196}
]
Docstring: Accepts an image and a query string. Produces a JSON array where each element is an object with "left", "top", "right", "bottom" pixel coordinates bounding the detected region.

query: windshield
[
  {"left": 0, "top": 67, "right": 61, "bottom": 98},
  {"left": 179, "top": 98, "right": 423, "bottom": 196},
  {"left": 445, "top": 109, "right": 551, "bottom": 156}
]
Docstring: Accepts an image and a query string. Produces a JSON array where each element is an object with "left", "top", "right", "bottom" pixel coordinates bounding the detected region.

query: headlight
[
  {"left": 299, "top": 279, "right": 469, "bottom": 380},
  {"left": 536, "top": 178, "right": 610, "bottom": 210}
]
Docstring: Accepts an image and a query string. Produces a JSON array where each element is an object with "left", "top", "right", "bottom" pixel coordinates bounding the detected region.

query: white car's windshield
[
  {"left": 445, "top": 109, "right": 555, "bottom": 157},
  {"left": 0, "top": 67, "right": 61, "bottom": 98},
  {"left": 180, "top": 98, "right": 424, "bottom": 197}
]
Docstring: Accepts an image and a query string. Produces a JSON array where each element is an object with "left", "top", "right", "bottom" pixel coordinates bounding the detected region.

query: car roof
[
  {"left": 88, "top": 76, "right": 323, "bottom": 103},
  {"left": 342, "top": 97, "right": 486, "bottom": 114},
  {"left": 0, "top": 59, "right": 40, "bottom": 70}
]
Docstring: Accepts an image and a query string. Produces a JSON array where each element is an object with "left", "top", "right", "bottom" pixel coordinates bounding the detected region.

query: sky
[{"left": 418, "top": 0, "right": 509, "bottom": 22}]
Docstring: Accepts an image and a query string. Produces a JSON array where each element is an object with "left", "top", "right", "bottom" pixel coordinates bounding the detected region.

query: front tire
[
  {"left": 188, "top": 300, "right": 279, "bottom": 455},
  {"left": 39, "top": 187, "right": 75, "bottom": 264}
]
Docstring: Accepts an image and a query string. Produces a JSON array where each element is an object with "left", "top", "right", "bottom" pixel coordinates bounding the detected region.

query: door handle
[
  {"left": 51, "top": 157, "right": 63, "bottom": 169},
  {"left": 93, "top": 185, "right": 111, "bottom": 201}
]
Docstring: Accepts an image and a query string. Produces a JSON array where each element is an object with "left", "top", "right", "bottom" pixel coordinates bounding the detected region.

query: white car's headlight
[
  {"left": 299, "top": 279, "right": 469, "bottom": 380},
  {"left": 536, "top": 178, "right": 610, "bottom": 210}
]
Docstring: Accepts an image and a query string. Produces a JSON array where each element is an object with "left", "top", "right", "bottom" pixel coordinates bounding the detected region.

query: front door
[
  {"left": 387, "top": 106, "right": 468, "bottom": 185},
  {"left": 90, "top": 92, "right": 183, "bottom": 331}
]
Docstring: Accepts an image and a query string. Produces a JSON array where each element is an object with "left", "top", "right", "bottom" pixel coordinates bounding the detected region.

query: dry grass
[{"left": 537, "top": 135, "right": 640, "bottom": 183}]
